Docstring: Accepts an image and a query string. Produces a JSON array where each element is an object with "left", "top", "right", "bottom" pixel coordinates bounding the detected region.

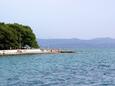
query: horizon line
[{"left": 38, "top": 37, "right": 115, "bottom": 40}]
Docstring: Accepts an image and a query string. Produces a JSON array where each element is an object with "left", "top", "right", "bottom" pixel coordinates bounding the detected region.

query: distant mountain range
[{"left": 38, "top": 38, "right": 115, "bottom": 48}]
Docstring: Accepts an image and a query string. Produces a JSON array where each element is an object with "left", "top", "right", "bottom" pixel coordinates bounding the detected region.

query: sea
[{"left": 0, "top": 48, "right": 115, "bottom": 86}]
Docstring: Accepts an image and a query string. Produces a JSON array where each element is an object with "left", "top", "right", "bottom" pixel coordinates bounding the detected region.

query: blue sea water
[{"left": 0, "top": 48, "right": 115, "bottom": 86}]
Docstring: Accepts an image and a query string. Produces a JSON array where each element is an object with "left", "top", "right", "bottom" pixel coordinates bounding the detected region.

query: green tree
[{"left": 0, "top": 23, "right": 39, "bottom": 50}]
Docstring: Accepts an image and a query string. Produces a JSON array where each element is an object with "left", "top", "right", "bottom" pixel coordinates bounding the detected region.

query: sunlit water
[{"left": 0, "top": 48, "right": 115, "bottom": 86}]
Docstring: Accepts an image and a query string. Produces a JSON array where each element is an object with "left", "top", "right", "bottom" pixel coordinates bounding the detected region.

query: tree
[{"left": 0, "top": 23, "right": 39, "bottom": 50}]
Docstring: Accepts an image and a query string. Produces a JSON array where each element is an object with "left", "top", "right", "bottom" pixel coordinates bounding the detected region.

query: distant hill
[{"left": 38, "top": 38, "right": 115, "bottom": 48}]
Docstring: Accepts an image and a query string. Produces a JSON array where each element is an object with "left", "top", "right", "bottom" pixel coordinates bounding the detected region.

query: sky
[{"left": 0, "top": 0, "right": 115, "bottom": 39}]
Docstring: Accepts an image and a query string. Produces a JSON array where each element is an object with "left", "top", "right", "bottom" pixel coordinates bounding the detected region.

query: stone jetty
[{"left": 0, "top": 49, "right": 74, "bottom": 55}]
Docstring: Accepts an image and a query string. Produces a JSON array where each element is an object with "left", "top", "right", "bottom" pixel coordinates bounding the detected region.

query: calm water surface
[{"left": 0, "top": 48, "right": 115, "bottom": 86}]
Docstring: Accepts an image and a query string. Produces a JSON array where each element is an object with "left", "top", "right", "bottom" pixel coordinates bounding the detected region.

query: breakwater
[{"left": 0, "top": 49, "right": 74, "bottom": 55}]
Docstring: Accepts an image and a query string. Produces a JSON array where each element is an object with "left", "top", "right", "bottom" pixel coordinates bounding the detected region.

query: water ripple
[{"left": 0, "top": 49, "right": 115, "bottom": 86}]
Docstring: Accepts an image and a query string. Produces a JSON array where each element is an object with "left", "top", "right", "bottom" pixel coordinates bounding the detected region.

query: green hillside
[{"left": 0, "top": 23, "right": 39, "bottom": 50}]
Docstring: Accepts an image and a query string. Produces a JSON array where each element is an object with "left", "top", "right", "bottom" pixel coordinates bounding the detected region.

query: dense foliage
[{"left": 0, "top": 23, "right": 39, "bottom": 50}]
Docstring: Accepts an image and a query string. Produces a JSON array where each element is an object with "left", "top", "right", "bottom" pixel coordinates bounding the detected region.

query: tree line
[{"left": 0, "top": 22, "right": 39, "bottom": 50}]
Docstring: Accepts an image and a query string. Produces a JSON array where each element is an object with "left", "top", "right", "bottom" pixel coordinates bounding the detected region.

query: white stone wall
[{"left": 0, "top": 49, "right": 51, "bottom": 55}]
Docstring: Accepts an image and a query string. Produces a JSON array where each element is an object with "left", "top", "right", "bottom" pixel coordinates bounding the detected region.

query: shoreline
[
  {"left": 0, "top": 49, "right": 74, "bottom": 56},
  {"left": 0, "top": 49, "right": 59, "bottom": 55}
]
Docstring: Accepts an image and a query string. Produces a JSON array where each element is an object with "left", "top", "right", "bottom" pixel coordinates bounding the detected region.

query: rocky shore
[
  {"left": 0, "top": 49, "right": 75, "bottom": 56},
  {"left": 0, "top": 49, "right": 60, "bottom": 55}
]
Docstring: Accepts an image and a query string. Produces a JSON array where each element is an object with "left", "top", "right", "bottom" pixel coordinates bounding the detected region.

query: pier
[{"left": 0, "top": 49, "right": 74, "bottom": 56}]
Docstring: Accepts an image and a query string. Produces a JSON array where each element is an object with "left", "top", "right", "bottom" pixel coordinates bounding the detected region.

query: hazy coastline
[{"left": 39, "top": 38, "right": 115, "bottom": 48}]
